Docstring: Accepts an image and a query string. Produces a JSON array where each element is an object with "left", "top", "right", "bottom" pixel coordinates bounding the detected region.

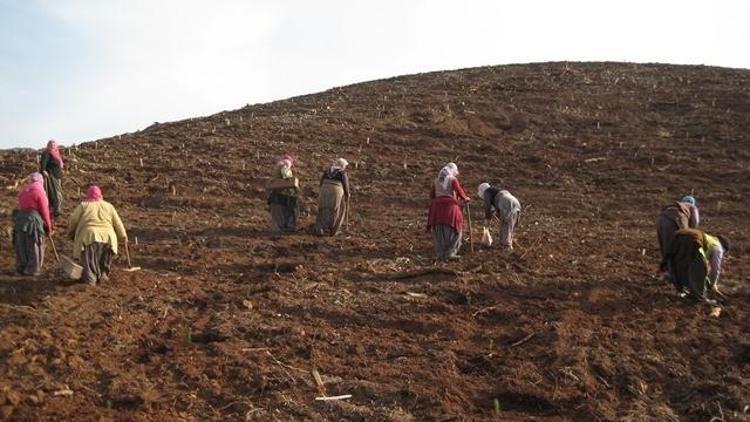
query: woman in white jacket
[{"left": 478, "top": 183, "right": 521, "bottom": 249}]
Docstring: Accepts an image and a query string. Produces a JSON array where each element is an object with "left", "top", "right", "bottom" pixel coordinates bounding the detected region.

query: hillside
[{"left": 0, "top": 62, "right": 748, "bottom": 420}]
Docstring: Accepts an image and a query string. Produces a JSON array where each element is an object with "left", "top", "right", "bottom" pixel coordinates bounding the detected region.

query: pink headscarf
[
  {"left": 23, "top": 172, "right": 44, "bottom": 193},
  {"left": 46, "top": 140, "right": 64, "bottom": 169},
  {"left": 276, "top": 154, "right": 295, "bottom": 168},
  {"left": 28, "top": 172, "right": 44, "bottom": 184},
  {"left": 86, "top": 185, "right": 103, "bottom": 201}
]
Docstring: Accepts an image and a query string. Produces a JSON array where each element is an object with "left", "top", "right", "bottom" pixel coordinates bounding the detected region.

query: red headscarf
[
  {"left": 47, "top": 140, "right": 64, "bottom": 169},
  {"left": 86, "top": 185, "right": 103, "bottom": 201}
]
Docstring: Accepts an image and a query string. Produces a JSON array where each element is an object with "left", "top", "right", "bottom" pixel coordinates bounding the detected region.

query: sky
[{"left": 1, "top": 0, "right": 748, "bottom": 148}]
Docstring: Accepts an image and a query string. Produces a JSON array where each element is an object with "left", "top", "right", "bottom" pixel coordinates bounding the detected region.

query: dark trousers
[
  {"left": 81, "top": 242, "right": 113, "bottom": 284},
  {"left": 667, "top": 237, "right": 708, "bottom": 298},
  {"left": 14, "top": 232, "right": 44, "bottom": 276},
  {"left": 656, "top": 216, "right": 679, "bottom": 270}
]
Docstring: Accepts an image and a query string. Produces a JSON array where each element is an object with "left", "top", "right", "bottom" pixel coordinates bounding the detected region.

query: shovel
[
  {"left": 123, "top": 242, "right": 141, "bottom": 272},
  {"left": 49, "top": 235, "right": 83, "bottom": 280}
]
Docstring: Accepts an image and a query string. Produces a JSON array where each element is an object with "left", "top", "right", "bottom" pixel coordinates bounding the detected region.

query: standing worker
[
  {"left": 477, "top": 183, "right": 521, "bottom": 249},
  {"left": 656, "top": 195, "right": 699, "bottom": 271},
  {"left": 665, "top": 228, "right": 729, "bottom": 302},
  {"left": 268, "top": 154, "right": 300, "bottom": 233},
  {"left": 12, "top": 172, "right": 53, "bottom": 276},
  {"left": 68, "top": 185, "right": 128, "bottom": 285},
  {"left": 313, "top": 157, "right": 350, "bottom": 236},
  {"left": 40, "top": 139, "right": 64, "bottom": 217},
  {"left": 427, "top": 163, "right": 470, "bottom": 260}
]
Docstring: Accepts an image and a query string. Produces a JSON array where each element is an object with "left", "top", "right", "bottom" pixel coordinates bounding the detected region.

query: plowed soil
[{"left": 0, "top": 62, "right": 748, "bottom": 421}]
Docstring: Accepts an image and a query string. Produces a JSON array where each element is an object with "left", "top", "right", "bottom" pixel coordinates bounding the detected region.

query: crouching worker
[
  {"left": 68, "top": 185, "right": 128, "bottom": 285},
  {"left": 477, "top": 183, "right": 521, "bottom": 249},
  {"left": 268, "top": 155, "right": 300, "bottom": 233},
  {"left": 314, "top": 158, "right": 350, "bottom": 236},
  {"left": 656, "top": 195, "right": 699, "bottom": 271},
  {"left": 427, "top": 163, "right": 470, "bottom": 260},
  {"left": 13, "top": 172, "right": 53, "bottom": 276},
  {"left": 665, "top": 228, "right": 729, "bottom": 302}
]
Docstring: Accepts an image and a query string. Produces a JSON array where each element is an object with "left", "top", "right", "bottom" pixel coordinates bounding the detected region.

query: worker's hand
[{"left": 124, "top": 237, "right": 129, "bottom": 244}]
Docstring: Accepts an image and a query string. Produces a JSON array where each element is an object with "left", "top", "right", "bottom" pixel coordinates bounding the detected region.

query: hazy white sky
[{"left": 1, "top": 0, "right": 748, "bottom": 148}]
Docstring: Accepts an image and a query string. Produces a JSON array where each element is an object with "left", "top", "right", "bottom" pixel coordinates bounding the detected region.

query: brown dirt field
[{"left": 0, "top": 62, "right": 748, "bottom": 421}]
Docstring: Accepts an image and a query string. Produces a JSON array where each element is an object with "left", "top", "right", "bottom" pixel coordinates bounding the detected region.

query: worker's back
[{"left": 660, "top": 202, "right": 691, "bottom": 229}]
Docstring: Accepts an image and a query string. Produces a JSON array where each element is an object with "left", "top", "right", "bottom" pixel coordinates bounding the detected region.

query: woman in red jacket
[
  {"left": 13, "top": 172, "right": 53, "bottom": 276},
  {"left": 427, "top": 162, "right": 470, "bottom": 260}
]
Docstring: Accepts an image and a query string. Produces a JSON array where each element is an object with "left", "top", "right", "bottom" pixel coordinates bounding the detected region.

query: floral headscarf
[
  {"left": 330, "top": 157, "right": 349, "bottom": 172},
  {"left": 437, "top": 162, "right": 458, "bottom": 190}
]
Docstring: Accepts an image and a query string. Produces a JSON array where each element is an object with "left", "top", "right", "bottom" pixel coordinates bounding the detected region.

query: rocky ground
[{"left": 0, "top": 62, "right": 748, "bottom": 420}]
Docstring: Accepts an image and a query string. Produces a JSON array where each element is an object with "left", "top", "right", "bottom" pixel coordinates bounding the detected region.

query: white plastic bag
[{"left": 480, "top": 226, "right": 493, "bottom": 247}]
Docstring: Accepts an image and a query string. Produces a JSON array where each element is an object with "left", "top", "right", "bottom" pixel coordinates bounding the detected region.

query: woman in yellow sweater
[{"left": 68, "top": 185, "right": 128, "bottom": 285}]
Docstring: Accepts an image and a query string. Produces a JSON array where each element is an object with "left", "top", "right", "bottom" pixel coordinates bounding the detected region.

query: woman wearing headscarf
[
  {"left": 267, "top": 154, "right": 300, "bottom": 233},
  {"left": 477, "top": 182, "right": 521, "bottom": 249},
  {"left": 13, "top": 173, "right": 53, "bottom": 276},
  {"left": 40, "top": 140, "right": 64, "bottom": 217},
  {"left": 427, "top": 163, "right": 470, "bottom": 260},
  {"left": 68, "top": 186, "right": 128, "bottom": 285},
  {"left": 665, "top": 228, "right": 730, "bottom": 302},
  {"left": 656, "top": 195, "right": 700, "bottom": 271},
  {"left": 314, "top": 158, "right": 351, "bottom": 236}
]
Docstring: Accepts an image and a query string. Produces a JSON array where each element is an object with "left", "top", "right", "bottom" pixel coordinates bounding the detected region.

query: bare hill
[{"left": 0, "top": 62, "right": 748, "bottom": 420}]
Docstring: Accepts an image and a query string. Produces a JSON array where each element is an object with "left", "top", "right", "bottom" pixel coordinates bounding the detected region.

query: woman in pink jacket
[{"left": 13, "top": 172, "right": 53, "bottom": 276}]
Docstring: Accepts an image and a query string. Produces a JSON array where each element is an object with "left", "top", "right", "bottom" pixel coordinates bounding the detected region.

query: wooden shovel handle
[
  {"left": 124, "top": 241, "right": 133, "bottom": 268},
  {"left": 345, "top": 196, "right": 350, "bottom": 231},
  {"left": 47, "top": 234, "right": 60, "bottom": 263},
  {"left": 464, "top": 201, "right": 474, "bottom": 253}
]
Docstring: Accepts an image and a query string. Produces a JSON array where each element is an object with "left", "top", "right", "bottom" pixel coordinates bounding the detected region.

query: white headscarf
[
  {"left": 330, "top": 157, "right": 349, "bottom": 173},
  {"left": 477, "top": 182, "right": 490, "bottom": 199},
  {"left": 437, "top": 162, "right": 459, "bottom": 190}
]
